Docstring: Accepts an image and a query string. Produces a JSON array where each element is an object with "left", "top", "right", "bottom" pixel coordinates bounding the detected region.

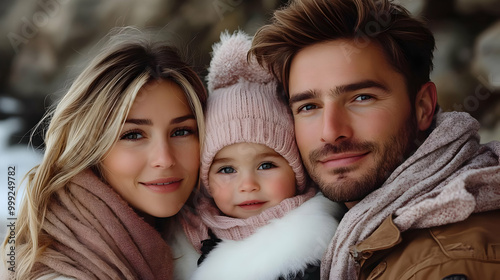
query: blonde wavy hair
[{"left": 2, "top": 27, "right": 207, "bottom": 279}]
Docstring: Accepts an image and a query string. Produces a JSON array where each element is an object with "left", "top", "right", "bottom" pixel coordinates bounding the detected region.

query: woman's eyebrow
[
  {"left": 125, "top": 119, "right": 152, "bottom": 125},
  {"left": 170, "top": 114, "right": 195, "bottom": 125},
  {"left": 124, "top": 114, "right": 195, "bottom": 126}
]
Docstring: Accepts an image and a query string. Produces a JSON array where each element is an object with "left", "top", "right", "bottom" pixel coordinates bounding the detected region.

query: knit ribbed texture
[
  {"left": 179, "top": 30, "right": 313, "bottom": 253},
  {"left": 201, "top": 189, "right": 316, "bottom": 240},
  {"left": 201, "top": 30, "right": 306, "bottom": 193},
  {"left": 321, "top": 111, "right": 500, "bottom": 280},
  {"left": 35, "top": 169, "right": 173, "bottom": 279}
]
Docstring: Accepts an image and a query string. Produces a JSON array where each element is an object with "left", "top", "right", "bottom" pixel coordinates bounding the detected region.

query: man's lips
[
  {"left": 318, "top": 152, "right": 369, "bottom": 169},
  {"left": 140, "top": 178, "right": 182, "bottom": 193}
]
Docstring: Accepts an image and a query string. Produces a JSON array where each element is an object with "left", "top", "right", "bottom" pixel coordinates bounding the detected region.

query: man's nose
[{"left": 321, "top": 103, "right": 353, "bottom": 143}]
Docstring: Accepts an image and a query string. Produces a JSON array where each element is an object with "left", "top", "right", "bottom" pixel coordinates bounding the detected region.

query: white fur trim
[
  {"left": 191, "top": 193, "right": 343, "bottom": 280},
  {"left": 170, "top": 225, "right": 201, "bottom": 280}
]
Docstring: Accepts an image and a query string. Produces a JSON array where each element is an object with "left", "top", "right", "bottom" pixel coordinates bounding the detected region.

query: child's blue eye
[
  {"left": 258, "top": 162, "right": 276, "bottom": 170},
  {"left": 218, "top": 167, "right": 236, "bottom": 174}
]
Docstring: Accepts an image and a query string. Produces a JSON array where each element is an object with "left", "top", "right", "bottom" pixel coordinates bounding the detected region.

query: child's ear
[{"left": 415, "top": 82, "right": 437, "bottom": 131}]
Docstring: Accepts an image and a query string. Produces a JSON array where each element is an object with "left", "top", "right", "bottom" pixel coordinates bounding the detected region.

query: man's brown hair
[{"left": 249, "top": 0, "right": 435, "bottom": 103}]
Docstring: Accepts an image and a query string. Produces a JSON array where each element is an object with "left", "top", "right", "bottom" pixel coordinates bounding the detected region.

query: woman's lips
[{"left": 140, "top": 178, "right": 182, "bottom": 193}]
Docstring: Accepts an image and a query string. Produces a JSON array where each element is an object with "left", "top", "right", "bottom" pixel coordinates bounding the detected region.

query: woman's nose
[{"left": 150, "top": 140, "right": 175, "bottom": 169}]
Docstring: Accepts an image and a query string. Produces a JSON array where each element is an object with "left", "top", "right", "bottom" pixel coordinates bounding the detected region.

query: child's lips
[{"left": 237, "top": 200, "right": 266, "bottom": 210}]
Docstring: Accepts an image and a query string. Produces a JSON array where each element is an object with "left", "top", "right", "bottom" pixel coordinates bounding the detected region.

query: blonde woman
[{"left": 1, "top": 27, "right": 206, "bottom": 280}]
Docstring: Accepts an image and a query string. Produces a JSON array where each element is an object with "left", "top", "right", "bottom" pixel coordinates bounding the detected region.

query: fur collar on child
[
  {"left": 191, "top": 193, "right": 343, "bottom": 280},
  {"left": 181, "top": 187, "right": 317, "bottom": 252}
]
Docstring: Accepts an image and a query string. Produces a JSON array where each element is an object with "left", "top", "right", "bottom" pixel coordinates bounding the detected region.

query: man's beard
[{"left": 306, "top": 115, "right": 418, "bottom": 203}]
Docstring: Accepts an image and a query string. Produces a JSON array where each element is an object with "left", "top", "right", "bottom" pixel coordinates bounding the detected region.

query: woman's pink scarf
[
  {"left": 322, "top": 111, "right": 500, "bottom": 279},
  {"left": 36, "top": 169, "right": 173, "bottom": 280}
]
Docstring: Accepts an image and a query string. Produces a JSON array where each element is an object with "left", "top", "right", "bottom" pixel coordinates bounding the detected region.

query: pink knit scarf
[
  {"left": 321, "top": 111, "right": 500, "bottom": 280},
  {"left": 36, "top": 169, "right": 173, "bottom": 280},
  {"left": 181, "top": 187, "right": 316, "bottom": 252}
]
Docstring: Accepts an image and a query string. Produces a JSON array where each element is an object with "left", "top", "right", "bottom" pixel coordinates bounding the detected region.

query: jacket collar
[{"left": 350, "top": 215, "right": 402, "bottom": 265}]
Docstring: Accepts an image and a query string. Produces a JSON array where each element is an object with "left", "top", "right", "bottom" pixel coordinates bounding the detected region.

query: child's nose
[{"left": 238, "top": 175, "right": 260, "bottom": 193}]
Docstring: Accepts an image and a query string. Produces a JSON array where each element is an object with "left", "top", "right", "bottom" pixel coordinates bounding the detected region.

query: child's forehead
[{"left": 213, "top": 142, "right": 283, "bottom": 161}]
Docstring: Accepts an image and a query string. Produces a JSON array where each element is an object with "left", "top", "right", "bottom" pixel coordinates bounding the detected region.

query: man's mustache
[{"left": 309, "top": 140, "right": 377, "bottom": 162}]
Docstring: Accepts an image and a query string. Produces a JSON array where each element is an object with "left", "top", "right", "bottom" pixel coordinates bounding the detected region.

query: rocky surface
[{"left": 0, "top": 0, "right": 499, "bottom": 146}]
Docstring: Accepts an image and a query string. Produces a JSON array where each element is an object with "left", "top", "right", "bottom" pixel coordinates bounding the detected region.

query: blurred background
[{"left": 0, "top": 0, "right": 499, "bottom": 237}]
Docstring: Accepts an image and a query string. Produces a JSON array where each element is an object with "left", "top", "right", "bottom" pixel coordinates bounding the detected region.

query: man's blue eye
[
  {"left": 301, "top": 104, "right": 316, "bottom": 111},
  {"left": 356, "top": 95, "right": 372, "bottom": 101}
]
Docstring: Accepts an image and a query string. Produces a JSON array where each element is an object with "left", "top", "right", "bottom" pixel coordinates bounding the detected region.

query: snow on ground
[{"left": 0, "top": 118, "right": 42, "bottom": 240}]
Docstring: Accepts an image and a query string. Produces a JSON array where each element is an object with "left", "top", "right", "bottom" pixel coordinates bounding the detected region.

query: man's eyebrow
[
  {"left": 331, "top": 80, "right": 388, "bottom": 97},
  {"left": 288, "top": 80, "right": 388, "bottom": 106},
  {"left": 289, "top": 89, "right": 318, "bottom": 107}
]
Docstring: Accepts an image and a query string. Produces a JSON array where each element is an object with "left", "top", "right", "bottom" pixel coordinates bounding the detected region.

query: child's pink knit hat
[{"left": 201, "top": 30, "right": 306, "bottom": 194}]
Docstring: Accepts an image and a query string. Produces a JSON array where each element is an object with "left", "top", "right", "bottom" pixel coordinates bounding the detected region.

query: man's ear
[{"left": 415, "top": 82, "right": 437, "bottom": 131}]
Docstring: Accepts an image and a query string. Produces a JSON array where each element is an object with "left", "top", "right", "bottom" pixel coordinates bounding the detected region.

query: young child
[{"left": 179, "top": 31, "right": 345, "bottom": 280}]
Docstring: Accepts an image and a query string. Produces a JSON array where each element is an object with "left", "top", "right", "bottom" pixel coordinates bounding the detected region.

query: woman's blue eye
[
  {"left": 218, "top": 167, "right": 236, "bottom": 174},
  {"left": 258, "top": 162, "right": 276, "bottom": 170},
  {"left": 171, "top": 129, "right": 192, "bottom": 137},
  {"left": 121, "top": 132, "right": 143, "bottom": 140}
]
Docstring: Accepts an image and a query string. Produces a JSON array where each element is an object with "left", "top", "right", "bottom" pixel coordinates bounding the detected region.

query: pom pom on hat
[
  {"left": 207, "top": 31, "right": 273, "bottom": 92},
  {"left": 202, "top": 30, "right": 306, "bottom": 195}
]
